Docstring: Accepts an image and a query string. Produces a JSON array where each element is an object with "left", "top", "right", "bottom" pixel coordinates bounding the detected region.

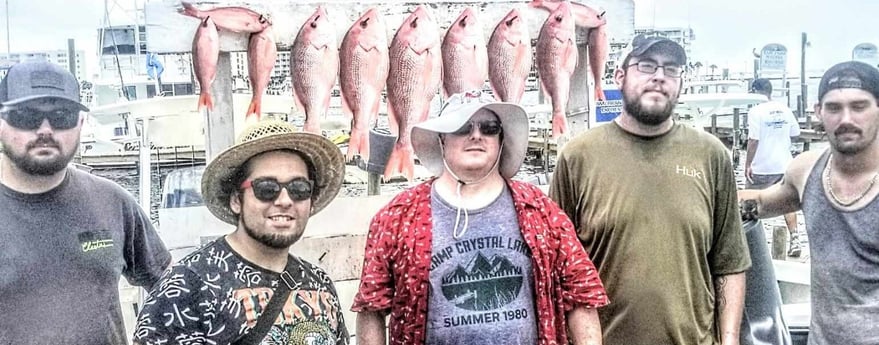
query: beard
[
  {"left": 1, "top": 135, "right": 77, "bottom": 175},
  {"left": 242, "top": 224, "right": 302, "bottom": 249},
  {"left": 622, "top": 86, "right": 678, "bottom": 126}
]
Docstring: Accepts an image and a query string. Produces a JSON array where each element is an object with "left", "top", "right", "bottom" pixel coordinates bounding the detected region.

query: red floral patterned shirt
[{"left": 352, "top": 179, "right": 609, "bottom": 345}]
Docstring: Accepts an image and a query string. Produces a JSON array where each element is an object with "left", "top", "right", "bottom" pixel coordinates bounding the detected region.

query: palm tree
[
  {"left": 693, "top": 61, "right": 703, "bottom": 79},
  {"left": 709, "top": 64, "right": 718, "bottom": 80}
]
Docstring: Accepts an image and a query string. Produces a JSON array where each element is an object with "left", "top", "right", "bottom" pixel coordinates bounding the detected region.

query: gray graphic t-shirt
[{"left": 425, "top": 185, "right": 538, "bottom": 345}]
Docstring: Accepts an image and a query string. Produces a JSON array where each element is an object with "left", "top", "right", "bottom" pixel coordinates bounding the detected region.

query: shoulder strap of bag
[{"left": 232, "top": 256, "right": 301, "bottom": 345}]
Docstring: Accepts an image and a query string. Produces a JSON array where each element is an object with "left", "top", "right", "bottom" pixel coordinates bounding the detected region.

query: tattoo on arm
[{"left": 715, "top": 275, "right": 728, "bottom": 308}]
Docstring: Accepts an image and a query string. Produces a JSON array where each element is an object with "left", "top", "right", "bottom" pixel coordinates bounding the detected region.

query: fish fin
[
  {"left": 528, "top": 0, "right": 544, "bottom": 9},
  {"left": 563, "top": 40, "right": 578, "bottom": 74},
  {"left": 198, "top": 91, "right": 213, "bottom": 112},
  {"left": 552, "top": 110, "right": 568, "bottom": 138},
  {"left": 382, "top": 143, "right": 414, "bottom": 182},
  {"left": 180, "top": 2, "right": 200, "bottom": 18}
]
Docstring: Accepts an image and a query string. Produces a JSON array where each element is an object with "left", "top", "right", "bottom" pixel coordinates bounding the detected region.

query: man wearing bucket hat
[
  {"left": 0, "top": 60, "right": 171, "bottom": 344},
  {"left": 739, "top": 61, "right": 879, "bottom": 345},
  {"left": 353, "top": 90, "right": 608, "bottom": 345},
  {"left": 549, "top": 35, "right": 751, "bottom": 345},
  {"left": 133, "top": 120, "right": 350, "bottom": 344}
]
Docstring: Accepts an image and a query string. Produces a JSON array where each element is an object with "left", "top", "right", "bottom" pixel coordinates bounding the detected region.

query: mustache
[
  {"left": 26, "top": 136, "right": 60, "bottom": 150},
  {"left": 834, "top": 125, "right": 862, "bottom": 136}
]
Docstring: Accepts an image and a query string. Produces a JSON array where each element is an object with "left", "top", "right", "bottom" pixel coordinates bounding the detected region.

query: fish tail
[
  {"left": 552, "top": 110, "right": 568, "bottom": 139},
  {"left": 382, "top": 143, "right": 414, "bottom": 182},
  {"left": 198, "top": 91, "right": 213, "bottom": 112},
  {"left": 245, "top": 98, "right": 262, "bottom": 122},
  {"left": 347, "top": 127, "right": 368, "bottom": 162},
  {"left": 594, "top": 86, "right": 606, "bottom": 102}
]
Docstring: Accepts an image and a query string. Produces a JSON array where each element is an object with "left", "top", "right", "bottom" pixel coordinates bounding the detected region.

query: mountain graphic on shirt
[{"left": 440, "top": 251, "right": 524, "bottom": 311}]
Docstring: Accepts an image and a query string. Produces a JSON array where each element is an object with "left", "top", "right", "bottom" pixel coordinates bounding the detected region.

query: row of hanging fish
[
  {"left": 182, "top": 0, "right": 609, "bottom": 181},
  {"left": 182, "top": 1, "right": 276, "bottom": 123}
]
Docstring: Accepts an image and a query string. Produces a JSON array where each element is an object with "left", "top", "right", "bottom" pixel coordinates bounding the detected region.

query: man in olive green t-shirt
[{"left": 549, "top": 36, "right": 751, "bottom": 345}]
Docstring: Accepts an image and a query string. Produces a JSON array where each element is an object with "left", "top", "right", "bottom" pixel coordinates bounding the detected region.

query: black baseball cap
[
  {"left": 624, "top": 34, "right": 687, "bottom": 66},
  {"left": 0, "top": 60, "right": 89, "bottom": 111},
  {"left": 817, "top": 61, "right": 879, "bottom": 102},
  {"left": 751, "top": 78, "right": 772, "bottom": 93}
]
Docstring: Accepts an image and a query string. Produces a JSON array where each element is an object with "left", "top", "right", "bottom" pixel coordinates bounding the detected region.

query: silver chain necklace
[{"left": 824, "top": 154, "right": 879, "bottom": 207}]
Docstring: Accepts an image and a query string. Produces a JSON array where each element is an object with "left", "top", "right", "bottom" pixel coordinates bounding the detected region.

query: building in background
[{"left": 0, "top": 49, "right": 87, "bottom": 80}]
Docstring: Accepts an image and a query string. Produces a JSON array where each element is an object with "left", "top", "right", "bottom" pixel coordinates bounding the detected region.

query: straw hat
[
  {"left": 411, "top": 90, "right": 528, "bottom": 178},
  {"left": 201, "top": 120, "right": 345, "bottom": 225}
]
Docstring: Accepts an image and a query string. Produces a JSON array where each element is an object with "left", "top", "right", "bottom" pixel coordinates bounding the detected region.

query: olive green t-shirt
[{"left": 549, "top": 122, "right": 751, "bottom": 345}]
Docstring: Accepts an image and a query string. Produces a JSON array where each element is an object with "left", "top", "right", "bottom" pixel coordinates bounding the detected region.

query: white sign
[
  {"left": 760, "top": 44, "right": 787, "bottom": 73},
  {"left": 852, "top": 43, "right": 879, "bottom": 67}
]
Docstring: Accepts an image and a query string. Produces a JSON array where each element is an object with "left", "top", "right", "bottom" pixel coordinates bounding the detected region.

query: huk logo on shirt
[
  {"left": 675, "top": 165, "right": 704, "bottom": 180},
  {"left": 78, "top": 231, "right": 115, "bottom": 252}
]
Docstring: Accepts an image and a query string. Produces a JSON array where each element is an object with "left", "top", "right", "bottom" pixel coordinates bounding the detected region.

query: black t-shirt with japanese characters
[{"left": 134, "top": 238, "right": 349, "bottom": 345}]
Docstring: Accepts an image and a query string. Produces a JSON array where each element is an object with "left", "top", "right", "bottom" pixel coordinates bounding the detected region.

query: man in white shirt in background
[{"left": 745, "top": 78, "right": 802, "bottom": 257}]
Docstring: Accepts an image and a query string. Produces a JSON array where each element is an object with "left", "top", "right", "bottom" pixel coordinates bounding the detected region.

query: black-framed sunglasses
[
  {"left": 0, "top": 107, "right": 80, "bottom": 130},
  {"left": 240, "top": 177, "right": 314, "bottom": 202},
  {"left": 627, "top": 61, "right": 684, "bottom": 77},
  {"left": 451, "top": 120, "right": 503, "bottom": 136}
]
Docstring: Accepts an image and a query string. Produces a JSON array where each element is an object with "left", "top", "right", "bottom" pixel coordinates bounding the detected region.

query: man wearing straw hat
[
  {"left": 353, "top": 90, "right": 608, "bottom": 345},
  {"left": 134, "top": 121, "right": 349, "bottom": 345}
]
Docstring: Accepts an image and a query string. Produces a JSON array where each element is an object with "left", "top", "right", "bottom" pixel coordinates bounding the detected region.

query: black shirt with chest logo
[{"left": 0, "top": 168, "right": 171, "bottom": 344}]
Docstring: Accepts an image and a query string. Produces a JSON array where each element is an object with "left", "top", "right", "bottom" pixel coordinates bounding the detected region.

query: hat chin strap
[{"left": 437, "top": 136, "right": 504, "bottom": 240}]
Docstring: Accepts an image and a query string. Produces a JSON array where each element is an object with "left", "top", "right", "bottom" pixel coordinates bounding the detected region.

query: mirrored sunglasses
[
  {"left": 451, "top": 120, "right": 503, "bottom": 136},
  {"left": 1, "top": 108, "right": 80, "bottom": 130},
  {"left": 240, "top": 177, "right": 314, "bottom": 202}
]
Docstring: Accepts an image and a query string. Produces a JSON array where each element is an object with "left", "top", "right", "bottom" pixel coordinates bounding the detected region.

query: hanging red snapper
[
  {"left": 291, "top": 6, "right": 339, "bottom": 134},
  {"left": 441, "top": 7, "right": 488, "bottom": 99},
  {"left": 180, "top": 1, "right": 271, "bottom": 33},
  {"left": 487, "top": 8, "right": 532, "bottom": 103},
  {"left": 245, "top": 26, "right": 277, "bottom": 122},
  {"left": 192, "top": 16, "right": 219, "bottom": 113},
  {"left": 536, "top": 1, "right": 577, "bottom": 138},
  {"left": 384, "top": 5, "right": 443, "bottom": 181},
  {"left": 339, "top": 8, "right": 390, "bottom": 162}
]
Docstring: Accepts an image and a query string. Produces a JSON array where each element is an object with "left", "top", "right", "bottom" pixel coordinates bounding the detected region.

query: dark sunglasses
[
  {"left": 240, "top": 177, "right": 314, "bottom": 202},
  {"left": 1, "top": 108, "right": 80, "bottom": 130},
  {"left": 451, "top": 120, "right": 503, "bottom": 136}
]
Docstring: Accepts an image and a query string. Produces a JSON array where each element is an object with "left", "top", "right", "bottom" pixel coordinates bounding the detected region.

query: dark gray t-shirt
[
  {"left": 425, "top": 184, "right": 538, "bottom": 345},
  {"left": 0, "top": 167, "right": 171, "bottom": 344}
]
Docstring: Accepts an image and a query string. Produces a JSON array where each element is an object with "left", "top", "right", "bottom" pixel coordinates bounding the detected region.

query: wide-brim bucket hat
[
  {"left": 411, "top": 90, "right": 528, "bottom": 178},
  {"left": 201, "top": 120, "right": 345, "bottom": 225}
]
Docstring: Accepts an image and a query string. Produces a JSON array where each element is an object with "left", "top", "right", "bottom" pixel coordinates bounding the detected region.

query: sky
[{"left": 1, "top": 0, "right": 877, "bottom": 77}]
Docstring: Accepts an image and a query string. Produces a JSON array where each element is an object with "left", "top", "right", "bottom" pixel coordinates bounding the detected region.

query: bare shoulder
[{"left": 785, "top": 149, "right": 826, "bottom": 198}]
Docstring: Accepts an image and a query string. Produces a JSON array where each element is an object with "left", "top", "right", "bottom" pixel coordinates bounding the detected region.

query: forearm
[
  {"left": 356, "top": 310, "right": 388, "bottom": 345},
  {"left": 714, "top": 272, "right": 746, "bottom": 345},
  {"left": 567, "top": 305, "right": 602, "bottom": 345},
  {"left": 745, "top": 139, "right": 758, "bottom": 169}
]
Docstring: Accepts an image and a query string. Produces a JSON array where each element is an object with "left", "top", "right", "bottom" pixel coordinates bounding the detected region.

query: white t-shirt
[{"left": 748, "top": 100, "right": 801, "bottom": 174}]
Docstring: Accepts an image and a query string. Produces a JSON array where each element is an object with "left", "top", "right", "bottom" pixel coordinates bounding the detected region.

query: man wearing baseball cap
[
  {"left": 353, "top": 90, "right": 608, "bottom": 345},
  {"left": 0, "top": 60, "right": 171, "bottom": 344},
  {"left": 739, "top": 60, "right": 879, "bottom": 344},
  {"left": 550, "top": 35, "right": 751, "bottom": 345}
]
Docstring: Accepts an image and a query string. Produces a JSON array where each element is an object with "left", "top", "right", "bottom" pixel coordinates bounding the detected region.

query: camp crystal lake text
[{"left": 430, "top": 235, "right": 532, "bottom": 271}]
